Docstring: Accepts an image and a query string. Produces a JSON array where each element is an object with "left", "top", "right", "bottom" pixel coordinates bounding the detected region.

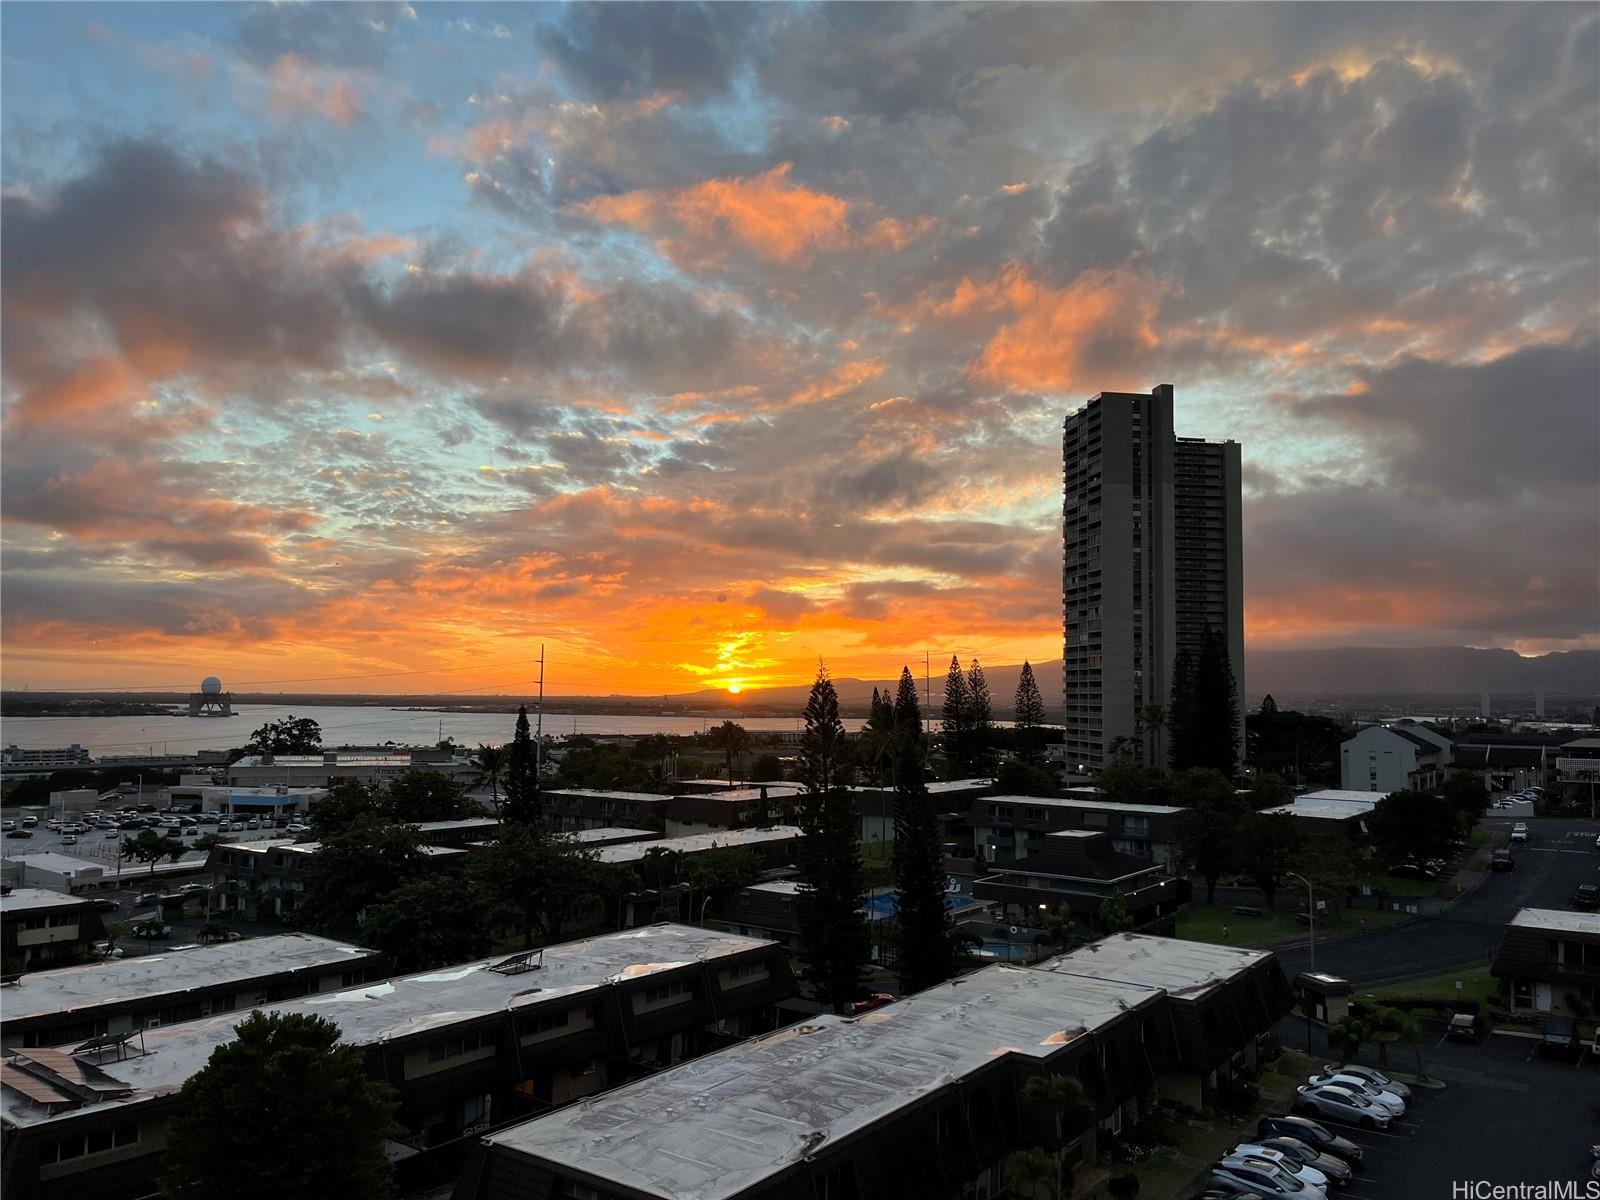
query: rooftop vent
[{"left": 485, "top": 949, "right": 544, "bottom": 976}]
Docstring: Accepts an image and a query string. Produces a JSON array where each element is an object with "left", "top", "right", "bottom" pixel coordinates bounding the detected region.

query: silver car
[
  {"left": 1306, "top": 1075, "right": 1406, "bottom": 1116},
  {"left": 1320, "top": 1063, "right": 1410, "bottom": 1100},
  {"left": 1295, "top": 1084, "right": 1392, "bottom": 1130},
  {"left": 1215, "top": 1155, "right": 1326, "bottom": 1198}
]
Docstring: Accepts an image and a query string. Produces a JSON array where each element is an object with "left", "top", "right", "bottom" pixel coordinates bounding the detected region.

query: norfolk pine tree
[
  {"left": 891, "top": 667, "right": 956, "bottom": 991},
  {"left": 1193, "top": 624, "right": 1242, "bottom": 778},
  {"left": 967, "top": 658, "right": 994, "bottom": 771},
  {"left": 504, "top": 704, "right": 537, "bottom": 825},
  {"left": 1014, "top": 660, "right": 1047, "bottom": 761},
  {"left": 941, "top": 654, "right": 973, "bottom": 770},
  {"left": 796, "top": 663, "right": 871, "bottom": 1011}
]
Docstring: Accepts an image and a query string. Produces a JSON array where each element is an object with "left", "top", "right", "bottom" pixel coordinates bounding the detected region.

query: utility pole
[
  {"left": 924, "top": 651, "right": 930, "bottom": 713},
  {"left": 534, "top": 644, "right": 546, "bottom": 793}
]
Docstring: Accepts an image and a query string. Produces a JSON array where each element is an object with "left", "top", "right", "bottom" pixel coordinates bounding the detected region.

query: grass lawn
[
  {"left": 1360, "top": 964, "right": 1498, "bottom": 1010},
  {"left": 1177, "top": 903, "right": 1409, "bottom": 949}
]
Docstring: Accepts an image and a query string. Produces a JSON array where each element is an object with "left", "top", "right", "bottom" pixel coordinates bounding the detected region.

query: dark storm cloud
[{"left": 543, "top": 2, "right": 762, "bottom": 99}]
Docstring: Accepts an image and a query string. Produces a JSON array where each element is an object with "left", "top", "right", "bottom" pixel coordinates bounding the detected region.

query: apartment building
[
  {"left": 1062, "top": 386, "right": 1243, "bottom": 773},
  {"left": 0, "top": 925, "right": 794, "bottom": 1200},
  {"left": 1339, "top": 725, "right": 1452, "bottom": 793},
  {"left": 971, "top": 792, "right": 1183, "bottom": 865},
  {"left": 1, "top": 934, "right": 382, "bottom": 1049},
  {"left": 1, "top": 892, "right": 104, "bottom": 971},
  {"left": 1490, "top": 907, "right": 1600, "bottom": 1019},
  {"left": 972, "top": 831, "right": 1189, "bottom": 929}
]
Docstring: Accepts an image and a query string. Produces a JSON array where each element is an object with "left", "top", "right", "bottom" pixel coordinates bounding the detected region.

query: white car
[
  {"left": 245, "top": 819, "right": 261, "bottom": 830},
  {"left": 286, "top": 822, "right": 310, "bottom": 834},
  {"left": 1229, "top": 1145, "right": 1329, "bottom": 1190},
  {"left": 1511, "top": 823, "right": 1529, "bottom": 842},
  {"left": 1307, "top": 1075, "right": 1405, "bottom": 1116},
  {"left": 1321, "top": 1062, "right": 1410, "bottom": 1100},
  {"left": 1295, "top": 1084, "right": 1392, "bottom": 1130},
  {"left": 1215, "top": 1155, "right": 1326, "bottom": 1198}
]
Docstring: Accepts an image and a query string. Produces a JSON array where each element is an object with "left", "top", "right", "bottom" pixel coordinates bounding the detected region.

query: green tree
[
  {"left": 1169, "top": 767, "right": 1236, "bottom": 809},
  {"left": 1369, "top": 789, "right": 1458, "bottom": 865},
  {"left": 1240, "top": 811, "right": 1302, "bottom": 909},
  {"left": 1097, "top": 889, "right": 1134, "bottom": 933},
  {"left": 707, "top": 721, "right": 752, "bottom": 783},
  {"left": 1043, "top": 904, "right": 1076, "bottom": 949},
  {"left": 244, "top": 716, "right": 323, "bottom": 756},
  {"left": 1136, "top": 703, "right": 1167, "bottom": 772},
  {"left": 891, "top": 667, "right": 955, "bottom": 992},
  {"left": 1192, "top": 625, "right": 1241, "bottom": 778},
  {"left": 1004, "top": 1148, "right": 1059, "bottom": 1200},
  {"left": 1369, "top": 1005, "right": 1424, "bottom": 1075},
  {"left": 796, "top": 663, "right": 871, "bottom": 1013},
  {"left": 1440, "top": 770, "right": 1491, "bottom": 837},
  {"left": 997, "top": 760, "right": 1060, "bottom": 797},
  {"left": 1326, "top": 1012, "right": 1370, "bottom": 1065},
  {"left": 310, "top": 780, "right": 384, "bottom": 837},
  {"left": 1248, "top": 772, "right": 1293, "bottom": 811},
  {"left": 122, "top": 829, "right": 172, "bottom": 876},
  {"left": 386, "top": 770, "right": 472, "bottom": 824},
  {"left": 749, "top": 753, "right": 784, "bottom": 783},
  {"left": 197, "top": 921, "right": 232, "bottom": 946},
  {"left": 1176, "top": 785, "right": 1248, "bottom": 904},
  {"left": 161, "top": 1011, "right": 398, "bottom": 1200},
  {"left": 857, "top": 686, "right": 898, "bottom": 786},
  {"left": 472, "top": 824, "right": 596, "bottom": 948},
  {"left": 1292, "top": 833, "right": 1366, "bottom": 908},
  {"left": 299, "top": 817, "right": 422, "bottom": 931},
  {"left": 1099, "top": 763, "right": 1172, "bottom": 806},
  {"left": 1022, "top": 1073, "right": 1094, "bottom": 1149},
  {"left": 1014, "top": 661, "right": 1047, "bottom": 761},
  {"left": 1167, "top": 647, "right": 1198, "bottom": 771},
  {"left": 503, "top": 705, "right": 539, "bottom": 826},
  {"left": 472, "top": 744, "right": 507, "bottom": 817},
  {"left": 359, "top": 877, "right": 496, "bottom": 973},
  {"left": 940, "top": 654, "right": 973, "bottom": 770},
  {"left": 968, "top": 658, "right": 994, "bottom": 773}
]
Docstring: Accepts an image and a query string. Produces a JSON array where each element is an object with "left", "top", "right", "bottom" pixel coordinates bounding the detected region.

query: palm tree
[
  {"left": 1022, "top": 1073, "right": 1095, "bottom": 1150},
  {"left": 1004, "top": 1148, "right": 1059, "bottom": 1200},
  {"left": 1138, "top": 704, "right": 1166, "bottom": 771},
  {"left": 1326, "top": 1013, "right": 1370, "bottom": 1065},
  {"left": 707, "top": 721, "right": 751, "bottom": 783},
  {"left": 1370, "top": 1006, "right": 1424, "bottom": 1076},
  {"left": 473, "top": 744, "right": 507, "bottom": 817}
]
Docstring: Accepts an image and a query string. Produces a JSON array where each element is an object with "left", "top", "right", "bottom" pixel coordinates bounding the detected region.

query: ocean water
[{"left": 0, "top": 704, "right": 848, "bottom": 756}]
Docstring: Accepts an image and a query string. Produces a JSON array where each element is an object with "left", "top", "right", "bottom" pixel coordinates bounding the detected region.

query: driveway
[{"left": 1275, "top": 816, "right": 1600, "bottom": 983}]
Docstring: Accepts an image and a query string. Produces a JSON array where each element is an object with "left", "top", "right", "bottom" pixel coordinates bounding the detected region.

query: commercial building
[
  {"left": 1, "top": 934, "right": 382, "bottom": 1049},
  {"left": 970, "top": 792, "right": 1183, "bottom": 865},
  {"left": 1339, "top": 725, "right": 1451, "bottom": 793},
  {"left": 1, "top": 746, "right": 92, "bottom": 779},
  {"left": 1062, "top": 385, "right": 1243, "bottom": 773},
  {"left": 162, "top": 782, "right": 327, "bottom": 816},
  {"left": 458, "top": 961, "right": 1170, "bottom": 1200},
  {"left": 2, "top": 853, "right": 207, "bottom": 897},
  {"left": 972, "top": 831, "right": 1189, "bottom": 929},
  {"left": 225, "top": 749, "right": 476, "bottom": 789},
  {"left": 0, "top": 891, "right": 105, "bottom": 971},
  {"left": 0, "top": 925, "right": 795, "bottom": 1200},
  {"left": 1489, "top": 907, "right": 1600, "bottom": 1019},
  {"left": 1034, "top": 933, "right": 1293, "bottom": 1110}
]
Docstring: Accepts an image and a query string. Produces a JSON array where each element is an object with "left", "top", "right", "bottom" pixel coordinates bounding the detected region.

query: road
[{"left": 1276, "top": 815, "right": 1600, "bottom": 983}]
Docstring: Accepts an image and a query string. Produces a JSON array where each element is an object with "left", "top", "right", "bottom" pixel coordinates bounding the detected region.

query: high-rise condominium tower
[{"left": 1062, "top": 385, "right": 1243, "bottom": 773}]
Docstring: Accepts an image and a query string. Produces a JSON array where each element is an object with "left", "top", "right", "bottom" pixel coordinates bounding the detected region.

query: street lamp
[{"left": 1286, "top": 871, "right": 1315, "bottom": 970}]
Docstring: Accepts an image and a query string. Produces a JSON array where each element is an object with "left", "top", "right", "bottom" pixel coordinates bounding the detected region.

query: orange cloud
[
  {"left": 923, "top": 265, "right": 1169, "bottom": 392},
  {"left": 264, "top": 54, "right": 363, "bottom": 125},
  {"left": 576, "top": 163, "right": 931, "bottom": 268}
]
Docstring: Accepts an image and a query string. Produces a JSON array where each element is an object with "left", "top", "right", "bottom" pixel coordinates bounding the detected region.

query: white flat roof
[
  {"left": 482, "top": 964, "right": 1158, "bottom": 1199},
  {"left": 544, "top": 789, "right": 674, "bottom": 802},
  {"left": 1298, "top": 789, "right": 1387, "bottom": 805},
  {"left": 1509, "top": 908, "right": 1600, "bottom": 936},
  {"left": 565, "top": 827, "right": 660, "bottom": 845},
  {"left": 745, "top": 880, "right": 806, "bottom": 896},
  {"left": 1036, "top": 932, "right": 1271, "bottom": 999},
  {"left": 985, "top": 794, "right": 1183, "bottom": 815},
  {"left": 595, "top": 826, "right": 803, "bottom": 864},
  {"left": 0, "top": 888, "right": 94, "bottom": 915},
  {"left": 851, "top": 779, "right": 994, "bottom": 795},
  {"left": 2, "top": 934, "right": 377, "bottom": 1022},
  {"left": 411, "top": 818, "right": 500, "bottom": 833},
  {"left": 0, "top": 924, "right": 775, "bottom": 1130},
  {"left": 1262, "top": 800, "right": 1376, "bottom": 820},
  {"left": 1, "top": 852, "right": 105, "bottom": 877}
]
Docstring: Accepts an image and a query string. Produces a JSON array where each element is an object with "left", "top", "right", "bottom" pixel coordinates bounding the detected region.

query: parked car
[
  {"left": 1539, "top": 1016, "right": 1581, "bottom": 1060},
  {"left": 1490, "top": 850, "right": 1515, "bottom": 871},
  {"left": 7, "top": 829, "right": 34, "bottom": 839},
  {"left": 130, "top": 922, "right": 172, "bottom": 940},
  {"left": 1573, "top": 884, "right": 1600, "bottom": 911},
  {"left": 1511, "top": 823, "right": 1529, "bottom": 843},
  {"left": 1446, "top": 1012, "right": 1488, "bottom": 1043},
  {"left": 61, "top": 834, "right": 78, "bottom": 846},
  {"left": 134, "top": 892, "right": 161, "bottom": 908},
  {"left": 1227, "top": 1146, "right": 1329, "bottom": 1190},
  {"left": 245, "top": 819, "right": 261, "bottom": 830},
  {"left": 285, "top": 822, "right": 311, "bottom": 834},
  {"left": 1251, "top": 1136, "right": 1352, "bottom": 1187},
  {"left": 178, "top": 883, "right": 208, "bottom": 895},
  {"left": 20, "top": 815, "right": 38, "bottom": 827},
  {"left": 1294, "top": 1084, "right": 1391, "bottom": 1130},
  {"left": 1317, "top": 1064, "right": 1410, "bottom": 1100},
  {"left": 1214, "top": 1155, "right": 1326, "bottom": 1198},
  {"left": 1256, "top": 1116, "right": 1362, "bottom": 1164},
  {"left": 92, "top": 942, "right": 126, "bottom": 959},
  {"left": 0, "top": 820, "right": 15, "bottom": 833},
  {"left": 1305, "top": 1075, "right": 1405, "bottom": 1115}
]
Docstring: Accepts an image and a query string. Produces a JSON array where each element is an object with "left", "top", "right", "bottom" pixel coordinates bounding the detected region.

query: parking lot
[{"left": 1261, "top": 1017, "right": 1600, "bottom": 1198}]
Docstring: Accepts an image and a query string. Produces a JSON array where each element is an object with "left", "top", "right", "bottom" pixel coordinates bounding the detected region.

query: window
[
  {"left": 642, "top": 981, "right": 692, "bottom": 1005},
  {"left": 45, "top": 1124, "right": 138, "bottom": 1164},
  {"left": 569, "top": 1060, "right": 598, "bottom": 1078},
  {"left": 725, "top": 961, "right": 765, "bottom": 982},
  {"left": 529, "top": 1010, "right": 570, "bottom": 1034},
  {"left": 427, "top": 1029, "right": 490, "bottom": 1062}
]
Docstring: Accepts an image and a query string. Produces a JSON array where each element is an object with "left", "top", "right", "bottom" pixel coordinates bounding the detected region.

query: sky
[{"left": 1, "top": 2, "right": 1596, "bottom": 699}]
